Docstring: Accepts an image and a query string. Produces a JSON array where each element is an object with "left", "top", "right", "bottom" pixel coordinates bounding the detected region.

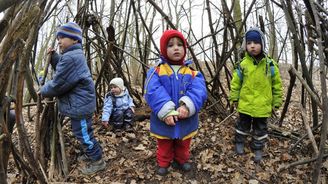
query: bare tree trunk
[
  {"left": 279, "top": 0, "right": 319, "bottom": 127},
  {"left": 299, "top": 104, "right": 319, "bottom": 155},
  {"left": 266, "top": 0, "right": 278, "bottom": 59},
  {"left": 14, "top": 3, "right": 47, "bottom": 183},
  {"left": 0, "top": 0, "right": 22, "bottom": 13},
  {"left": 232, "top": 0, "right": 243, "bottom": 61},
  {"left": 307, "top": 0, "right": 328, "bottom": 182}
]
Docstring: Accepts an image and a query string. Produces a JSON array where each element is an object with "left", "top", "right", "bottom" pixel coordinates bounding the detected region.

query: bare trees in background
[{"left": 0, "top": 0, "right": 327, "bottom": 183}]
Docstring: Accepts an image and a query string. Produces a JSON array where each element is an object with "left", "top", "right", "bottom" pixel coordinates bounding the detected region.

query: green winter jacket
[{"left": 229, "top": 53, "right": 283, "bottom": 117}]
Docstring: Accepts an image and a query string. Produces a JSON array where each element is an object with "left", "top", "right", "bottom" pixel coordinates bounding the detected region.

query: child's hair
[
  {"left": 56, "top": 22, "right": 83, "bottom": 43},
  {"left": 160, "top": 30, "right": 187, "bottom": 64}
]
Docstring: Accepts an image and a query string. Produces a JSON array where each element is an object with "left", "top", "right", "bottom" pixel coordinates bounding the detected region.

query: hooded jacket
[
  {"left": 41, "top": 43, "right": 96, "bottom": 118},
  {"left": 144, "top": 58, "right": 207, "bottom": 140},
  {"left": 229, "top": 28, "right": 283, "bottom": 117}
]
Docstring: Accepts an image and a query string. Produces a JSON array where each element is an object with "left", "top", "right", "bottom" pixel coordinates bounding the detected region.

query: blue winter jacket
[
  {"left": 144, "top": 58, "right": 207, "bottom": 140},
  {"left": 40, "top": 44, "right": 96, "bottom": 119},
  {"left": 102, "top": 89, "right": 135, "bottom": 121}
]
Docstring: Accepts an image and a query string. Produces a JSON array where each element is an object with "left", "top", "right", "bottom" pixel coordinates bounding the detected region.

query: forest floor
[{"left": 6, "top": 65, "right": 328, "bottom": 183}]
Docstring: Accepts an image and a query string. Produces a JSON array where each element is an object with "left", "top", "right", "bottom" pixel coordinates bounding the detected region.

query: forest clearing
[{"left": 6, "top": 65, "right": 328, "bottom": 183}]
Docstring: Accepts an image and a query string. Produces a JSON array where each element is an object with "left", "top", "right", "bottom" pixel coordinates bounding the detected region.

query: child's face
[
  {"left": 110, "top": 85, "right": 122, "bottom": 95},
  {"left": 166, "top": 37, "right": 185, "bottom": 63},
  {"left": 246, "top": 41, "right": 262, "bottom": 56},
  {"left": 57, "top": 36, "right": 78, "bottom": 52}
]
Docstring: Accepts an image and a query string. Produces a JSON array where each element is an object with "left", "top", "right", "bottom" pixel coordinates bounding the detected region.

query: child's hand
[
  {"left": 102, "top": 121, "right": 109, "bottom": 128},
  {"left": 177, "top": 105, "right": 189, "bottom": 119},
  {"left": 164, "top": 115, "right": 177, "bottom": 126},
  {"left": 47, "top": 47, "right": 55, "bottom": 55},
  {"left": 36, "top": 88, "right": 43, "bottom": 98}
]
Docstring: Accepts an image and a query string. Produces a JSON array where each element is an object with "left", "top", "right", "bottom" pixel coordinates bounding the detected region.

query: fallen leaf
[
  {"left": 249, "top": 179, "right": 259, "bottom": 184},
  {"left": 281, "top": 153, "right": 291, "bottom": 161},
  {"left": 134, "top": 144, "right": 146, "bottom": 151},
  {"left": 323, "top": 160, "right": 328, "bottom": 170},
  {"left": 231, "top": 172, "right": 243, "bottom": 184}
]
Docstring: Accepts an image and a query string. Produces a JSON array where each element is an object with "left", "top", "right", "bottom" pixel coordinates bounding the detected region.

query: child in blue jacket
[
  {"left": 40, "top": 22, "right": 106, "bottom": 175},
  {"left": 144, "top": 30, "right": 207, "bottom": 176},
  {"left": 102, "top": 77, "right": 135, "bottom": 132}
]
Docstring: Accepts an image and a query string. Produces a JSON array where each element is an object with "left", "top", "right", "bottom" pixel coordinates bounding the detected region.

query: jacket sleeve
[
  {"left": 272, "top": 62, "right": 283, "bottom": 108},
  {"left": 181, "top": 71, "right": 207, "bottom": 115},
  {"left": 229, "top": 68, "right": 242, "bottom": 102},
  {"left": 128, "top": 93, "right": 135, "bottom": 108},
  {"left": 102, "top": 95, "right": 113, "bottom": 121},
  {"left": 50, "top": 52, "right": 60, "bottom": 70},
  {"left": 40, "top": 55, "right": 79, "bottom": 97},
  {"left": 144, "top": 67, "right": 175, "bottom": 119}
]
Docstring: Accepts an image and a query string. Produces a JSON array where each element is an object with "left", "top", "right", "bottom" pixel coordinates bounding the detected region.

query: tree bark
[
  {"left": 307, "top": 0, "right": 328, "bottom": 183},
  {"left": 0, "top": 0, "right": 22, "bottom": 13}
]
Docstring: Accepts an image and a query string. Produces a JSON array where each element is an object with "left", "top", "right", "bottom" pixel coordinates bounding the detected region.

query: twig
[
  {"left": 20, "top": 100, "right": 55, "bottom": 108},
  {"left": 288, "top": 66, "right": 322, "bottom": 110},
  {"left": 57, "top": 119, "right": 68, "bottom": 176},
  {"left": 289, "top": 123, "right": 322, "bottom": 152},
  {"left": 217, "top": 111, "right": 237, "bottom": 127},
  {"left": 8, "top": 100, "right": 55, "bottom": 111},
  {"left": 0, "top": 133, "right": 6, "bottom": 141},
  {"left": 268, "top": 123, "right": 300, "bottom": 141},
  {"left": 205, "top": 99, "right": 223, "bottom": 110},
  {"left": 279, "top": 153, "right": 328, "bottom": 172},
  {"left": 225, "top": 153, "right": 268, "bottom": 184},
  {"left": 299, "top": 104, "right": 319, "bottom": 155},
  {"left": 38, "top": 161, "right": 49, "bottom": 184}
]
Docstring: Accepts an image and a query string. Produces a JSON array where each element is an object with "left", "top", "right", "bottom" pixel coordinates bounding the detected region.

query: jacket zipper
[{"left": 172, "top": 65, "right": 182, "bottom": 139}]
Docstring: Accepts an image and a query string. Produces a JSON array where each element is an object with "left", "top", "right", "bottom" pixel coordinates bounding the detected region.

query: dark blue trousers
[
  {"left": 235, "top": 113, "right": 268, "bottom": 150},
  {"left": 110, "top": 108, "right": 134, "bottom": 128},
  {"left": 71, "top": 117, "right": 102, "bottom": 161}
]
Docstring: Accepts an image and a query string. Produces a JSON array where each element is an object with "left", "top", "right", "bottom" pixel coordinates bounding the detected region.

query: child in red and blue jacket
[{"left": 144, "top": 30, "right": 207, "bottom": 176}]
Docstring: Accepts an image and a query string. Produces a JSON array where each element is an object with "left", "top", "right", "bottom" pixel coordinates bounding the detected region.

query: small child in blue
[{"left": 102, "top": 77, "right": 135, "bottom": 132}]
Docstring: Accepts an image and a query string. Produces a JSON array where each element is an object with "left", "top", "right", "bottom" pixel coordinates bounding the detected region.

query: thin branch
[{"left": 288, "top": 65, "right": 322, "bottom": 110}]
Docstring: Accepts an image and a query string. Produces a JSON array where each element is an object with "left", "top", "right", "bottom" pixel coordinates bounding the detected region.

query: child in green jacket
[{"left": 229, "top": 27, "right": 283, "bottom": 162}]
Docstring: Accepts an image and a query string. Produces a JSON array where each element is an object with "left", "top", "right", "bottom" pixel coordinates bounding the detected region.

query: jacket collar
[
  {"left": 62, "top": 43, "right": 82, "bottom": 54},
  {"left": 158, "top": 56, "right": 192, "bottom": 66},
  {"left": 245, "top": 52, "right": 267, "bottom": 65}
]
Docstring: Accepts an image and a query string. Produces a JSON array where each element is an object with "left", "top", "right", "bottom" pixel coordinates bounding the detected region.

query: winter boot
[
  {"left": 113, "top": 123, "right": 123, "bottom": 133},
  {"left": 157, "top": 167, "right": 169, "bottom": 176},
  {"left": 172, "top": 160, "right": 192, "bottom": 172},
  {"left": 124, "top": 123, "right": 134, "bottom": 132},
  {"left": 77, "top": 153, "right": 90, "bottom": 162},
  {"left": 79, "top": 158, "right": 106, "bottom": 175},
  {"left": 254, "top": 150, "right": 262, "bottom": 163},
  {"left": 235, "top": 143, "right": 244, "bottom": 155}
]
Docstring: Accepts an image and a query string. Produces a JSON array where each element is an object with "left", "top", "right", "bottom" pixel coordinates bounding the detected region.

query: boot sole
[{"left": 80, "top": 162, "right": 107, "bottom": 175}]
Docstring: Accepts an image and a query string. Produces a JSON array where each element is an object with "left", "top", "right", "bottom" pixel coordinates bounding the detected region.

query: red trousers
[{"left": 156, "top": 138, "right": 191, "bottom": 167}]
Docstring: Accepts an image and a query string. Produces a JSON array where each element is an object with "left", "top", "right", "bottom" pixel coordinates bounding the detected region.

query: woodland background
[{"left": 0, "top": 0, "right": 327, "bottom": 183}]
